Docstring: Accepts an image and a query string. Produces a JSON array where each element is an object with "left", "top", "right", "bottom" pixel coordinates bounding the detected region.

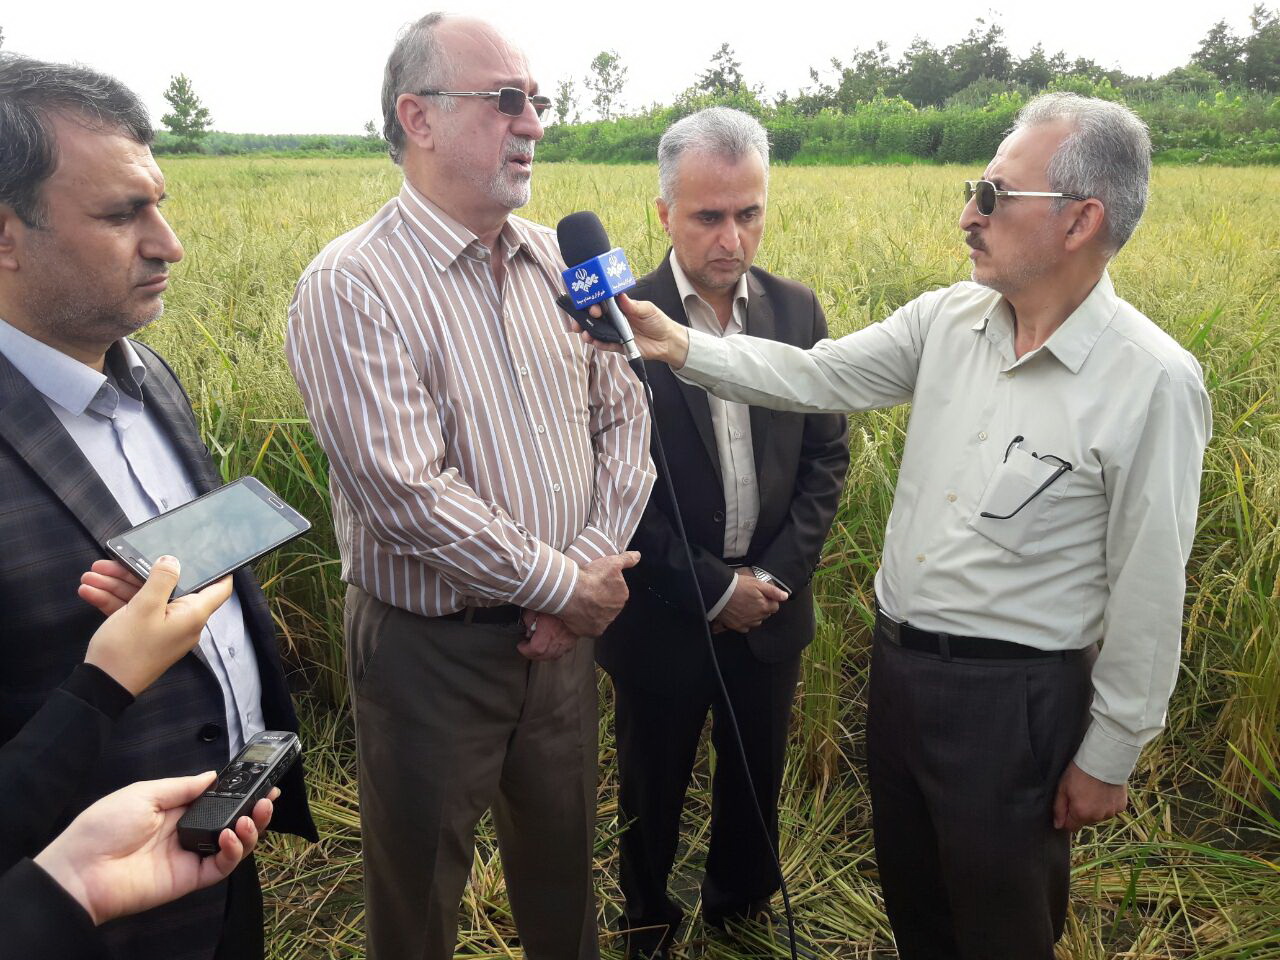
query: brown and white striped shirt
[{"left": 286, "top": 181, "right": 654, "bottom": 618}]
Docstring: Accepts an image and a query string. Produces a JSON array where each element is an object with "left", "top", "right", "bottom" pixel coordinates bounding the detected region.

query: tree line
[{"left": 7, "top": 11, "right": 1273, "bottom": 162}]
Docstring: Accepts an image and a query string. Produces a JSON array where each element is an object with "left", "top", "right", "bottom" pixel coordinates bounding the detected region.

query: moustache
[
  {"left": 965, "top": 232, "right": 987, "bottom": 253},
  {"left": 503, "top": 138, "right": 536, "bottom": 161}
]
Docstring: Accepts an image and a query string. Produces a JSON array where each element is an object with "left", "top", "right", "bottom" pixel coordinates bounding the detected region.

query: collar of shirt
[
  {"left": 0, "top": 316, "right": 147, "bottom": 418},
  {"left": 396, "top": 178, "right": 533, "bottom": 270},
  {"left": 971, "top": 270, "right": 1120, "bottom": 374},
  {"left": 668, "top": 250, "right": 749, "bottom": 335}
]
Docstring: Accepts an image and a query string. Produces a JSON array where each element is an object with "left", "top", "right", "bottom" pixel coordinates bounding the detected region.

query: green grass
[{"left": 142, "top": 157, "right": 1280, "bottom": 958}]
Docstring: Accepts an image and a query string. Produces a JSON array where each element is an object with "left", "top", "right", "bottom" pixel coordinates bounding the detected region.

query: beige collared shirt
[
  {"left": 678, "top": 272, "right": 1212, "bottom": 783},
  {"left": 286, "top": 180, "right": 654, "bottom": 619},
  {"left": 668, "top": 253, "right": 759, "bottom": 619}
]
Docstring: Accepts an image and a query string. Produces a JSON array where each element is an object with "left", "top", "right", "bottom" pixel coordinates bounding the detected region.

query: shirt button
[
  {"left": 746, "top": 519, "right": 756, "bottom": 528},
  {"left": 536, "top": 425, "right": 545, "bottom": 434},
  {"left": 740, "top": 476, "right": 753, "bottom": 486},
  {"left": 947, "top": 493, "right": 957, "bottom": 503},
  {"left": 551, "top": 483, "right": 561, "bottom": 492},
  {"left": 519, "top": 366, "right": 529, "bottom": 376},
  {"left": 978, "top": 431, "right": 988, "bottom": 441},
  {"left": 916, "top": 554, "right": 926, "bottom": 564},
  {"left": 732, "top": 429, "right": 743, "bottom": 439},
  {"left": 228, "top": 646, "right": 237, "bottom": 658},
  {"left": 198, "top": 723, "right": 223, "bottom": 743}
]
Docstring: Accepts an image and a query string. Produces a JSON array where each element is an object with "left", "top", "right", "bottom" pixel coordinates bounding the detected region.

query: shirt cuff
[
  {"left": 1073, "top": 720, "right": 1142, "bottom": 785},
  {"left": 564, "top": 525, "right": 617, "bottom": 567},
  {"left": 510, "top": 541, "right": 582, "bottom": 616},
  {"left": 676, "top": 328, "right": 729, "bottom": 387},
  {"left": 706, "top": 574, "right": 738, "bottom": 621},
  {"left": 61, "top": 663, "right": 134, "bottom": 720}
]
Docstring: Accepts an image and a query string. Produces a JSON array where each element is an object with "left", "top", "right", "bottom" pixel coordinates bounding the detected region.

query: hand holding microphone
[{"left": 554, "top": 212, "right": 689, "bottom": 368}]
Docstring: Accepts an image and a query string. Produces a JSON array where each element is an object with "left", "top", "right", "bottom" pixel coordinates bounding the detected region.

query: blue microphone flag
[{"left": 560, "top": 248, "right": 636, "bottom": 309}]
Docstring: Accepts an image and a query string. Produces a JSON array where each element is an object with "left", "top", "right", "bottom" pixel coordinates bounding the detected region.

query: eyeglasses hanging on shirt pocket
[{"left": 967, "top": 435, "right": 1074, "bottom": 556}]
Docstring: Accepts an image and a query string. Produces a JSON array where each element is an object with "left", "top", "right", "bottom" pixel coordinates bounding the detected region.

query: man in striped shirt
[{"left": 285, "top": 14, "right": 654, "bottom": 960}]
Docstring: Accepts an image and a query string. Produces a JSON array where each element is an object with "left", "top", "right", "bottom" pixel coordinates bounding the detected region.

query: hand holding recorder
[{"left": 33, "top": 773, "right": 275, "bottom": 926}]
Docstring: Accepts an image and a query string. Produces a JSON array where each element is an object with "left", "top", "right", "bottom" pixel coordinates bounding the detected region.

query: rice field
[{"left": 141, "top": 157, "right": 1280, "bottom": 958}]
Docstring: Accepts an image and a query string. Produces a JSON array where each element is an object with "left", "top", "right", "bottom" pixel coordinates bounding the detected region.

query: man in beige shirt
[
  {"left": 286, "top": 14, "right": 654, "bottom": 960},
  {"left": 584, "top": 94, "right": 1211, "bottom": 959}
]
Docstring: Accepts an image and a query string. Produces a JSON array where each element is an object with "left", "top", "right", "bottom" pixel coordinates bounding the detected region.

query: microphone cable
[{"left": 624, "top": 354, "right": 800, "bottom": 960}]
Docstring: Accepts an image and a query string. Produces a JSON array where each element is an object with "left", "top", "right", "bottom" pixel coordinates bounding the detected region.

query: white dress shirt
[
  {"left": 668, "top": 253, "right": 761, "bottom": 620},
  {"left": 677, "top": 272, "right": 1212, "bottom": 783},
  {"left": 0, "top": 317, "right": 265, "bottom": 756}
]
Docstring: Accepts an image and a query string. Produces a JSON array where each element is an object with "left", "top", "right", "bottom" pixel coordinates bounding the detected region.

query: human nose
[
  {"left": 716, "top": 219, "right": 741, "bottom": 253},
  {"left": 141, "top": 209, "right": 184, "bottom": 264},
  {"left": 511, "top": 98, "right": 544, "bottom": 141},
  {"left": 959, "top": 191, "right": 983, "bottom": 234}
]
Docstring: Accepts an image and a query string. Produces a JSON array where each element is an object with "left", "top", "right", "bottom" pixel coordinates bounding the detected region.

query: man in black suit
[
  {"left": 597, "top": 107, "right": 848, "bottom": 958},
  {"left": 0, "top": 54, "right": 315, "bottom": 960}
]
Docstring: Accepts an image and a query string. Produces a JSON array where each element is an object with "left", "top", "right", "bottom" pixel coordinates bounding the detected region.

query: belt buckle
[{"left": 876, "top": 609, "right": 902, "bottom": 646}]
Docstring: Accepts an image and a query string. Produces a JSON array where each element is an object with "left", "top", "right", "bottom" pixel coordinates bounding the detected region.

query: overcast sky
[{"left": 2, "top": 0, "right": 1261, "bottom": 134}]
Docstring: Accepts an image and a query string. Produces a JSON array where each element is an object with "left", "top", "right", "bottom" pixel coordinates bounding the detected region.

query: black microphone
[{"left": 555, "top": 211, "right": 642, "bottom": 363}]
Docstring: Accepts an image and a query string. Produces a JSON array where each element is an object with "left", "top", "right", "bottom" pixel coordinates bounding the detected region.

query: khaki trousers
[{"left": 345, "top": 586, "right": 600, "bottom": 960}]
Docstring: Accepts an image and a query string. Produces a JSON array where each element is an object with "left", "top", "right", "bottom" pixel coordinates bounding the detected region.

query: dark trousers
[
  {"left": 867, "top": 635, "right": 1094, "bottom": 960},
  {"left": 214, "top": 855, "right": 263, "bottom": 960},
  {"left": 345, "top": 586, "right": 600, "bottom": 960},
  {"left": 613, "top": 635, "right": 801, "bottom": 948}
]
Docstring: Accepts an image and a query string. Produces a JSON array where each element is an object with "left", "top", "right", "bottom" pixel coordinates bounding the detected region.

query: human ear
[
  {"left": 396, "top": 94, "right": 435, "bottom": 153},
  {"left": 1063, "top": 198, "right": 1106, "bottom": 253}
]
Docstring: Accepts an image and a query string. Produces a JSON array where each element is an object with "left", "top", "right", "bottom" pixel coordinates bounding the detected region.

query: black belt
[
  {"left": 438, "top": 604, "right": 522, "bottom": 625},
  {"left": 874, "top": 608, "right": 1069, "bottom": 661}
]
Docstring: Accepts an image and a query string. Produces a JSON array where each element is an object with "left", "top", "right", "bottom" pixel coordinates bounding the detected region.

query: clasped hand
[{"left": 713, "top": 568, "right": 789, "bottom": 634}]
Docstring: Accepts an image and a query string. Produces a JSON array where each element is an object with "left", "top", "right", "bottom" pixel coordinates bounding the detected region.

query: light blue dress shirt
[{"left": 0, "top": 317, "right": 264, "bottom": 756}]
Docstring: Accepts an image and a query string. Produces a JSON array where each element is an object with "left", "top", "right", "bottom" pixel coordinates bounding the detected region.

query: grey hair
[
  {"left": 658, "top": 107, "right": 770, "bottom": 206},
  {"left": 381, "top": 12, "right": 457, "bottom": 165},
  {"left": 1013, "top": 92, "right": 1151, "bottom": 254},
  {"left": 0, "top": 53, "right": 153, "bottom": 229}
]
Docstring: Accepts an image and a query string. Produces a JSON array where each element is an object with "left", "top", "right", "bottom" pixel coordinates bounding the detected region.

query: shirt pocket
[
  {"left": 967, "top": 446, "right": 1071, "bottom": 557},
  {"left": 531, "top": 332, "right": 591, "bottom": 425}
]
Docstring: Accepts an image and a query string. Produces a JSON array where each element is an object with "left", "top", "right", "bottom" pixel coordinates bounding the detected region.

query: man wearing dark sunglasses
[
  {"left": 286, "top": 12, "right": 654, "bottom": 960},
  {"left": 577, "top": 92, "right": 1212, "bottom": 960}
]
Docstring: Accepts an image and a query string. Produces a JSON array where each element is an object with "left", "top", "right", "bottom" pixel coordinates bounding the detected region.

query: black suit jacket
[
  {"left": 0, "top": 857, "right": 107, "bottom": 960},
  {"left": 0, "top": 340, "right": 316, "bottom": 960},
  {"left": 597, "top": 258, "right": 848, "bottom": 695}
]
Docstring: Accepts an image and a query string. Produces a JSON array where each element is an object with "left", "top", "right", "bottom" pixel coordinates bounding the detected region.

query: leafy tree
[
  {"left": 161, "top": 74, "right": 212, "bottom": 152},
  {"left": 946, "top": 20, "right": 1012, "bottom": 88},
  {"left": 554, "top": 76, "right": 580, "bottom": 125},
  {"left": 827, "top": 43, "right": 899, "bottom": 108},
  {"left": 697, "top": 43, "right": 746, "bottom": 95},
  {"left": 1013, "top": 44, "right": 1057, "bottom": 90},
  {"left": 1157, "top": 64, "right": 1220, "bottom": 94},
  {"left": 1243, "top": 4, "right": 1280, "bottom": 90},
  {"left": 586, "top": 50, "right": 627, "bottom": 120},
  {"left": 1192, "top": 19, "right": 1244, "bottom": 85},
  {"left": 898, "top": 37, "right": 956, "bottom": 107}
]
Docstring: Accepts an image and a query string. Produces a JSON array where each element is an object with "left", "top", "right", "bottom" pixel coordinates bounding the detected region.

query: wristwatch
[{"left": 750, "top": 566, "right": 777, "bottom": 586}]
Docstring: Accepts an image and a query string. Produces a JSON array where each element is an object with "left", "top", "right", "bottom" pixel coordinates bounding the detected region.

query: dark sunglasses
[
  {"left": 417, "top": 87, "right": 552, "bottom": 118},
  {"left": 963, "top": 179, "right": 1087, "bottom": 217}
]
